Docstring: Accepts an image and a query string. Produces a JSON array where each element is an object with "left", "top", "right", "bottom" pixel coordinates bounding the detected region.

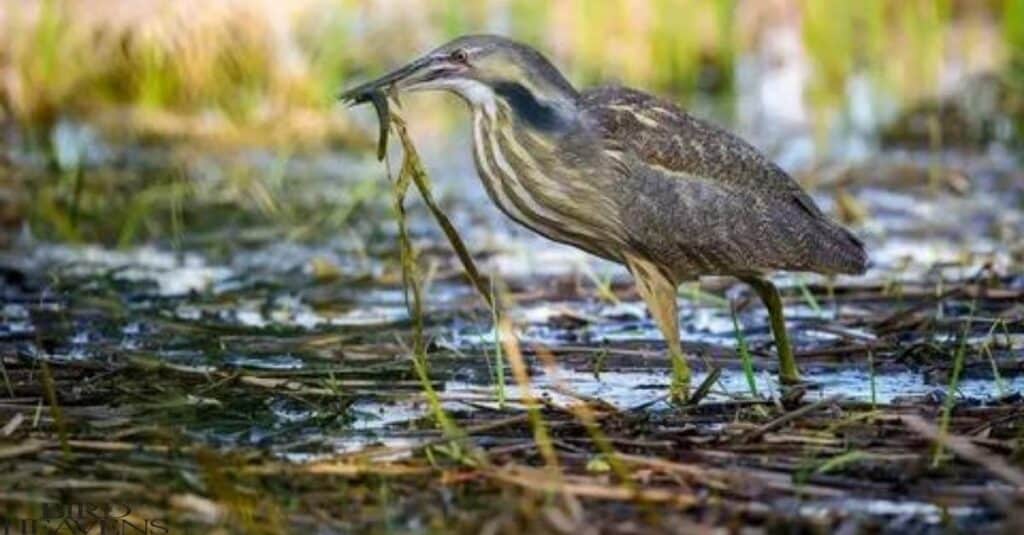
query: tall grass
[
  {"left": 38, "top": 361, "right": 70, "bottom": 461},
  {"left": 2, "top": 0, "right": 356, "bottom": 147},
  {"left": 730, "top": 305, "right": 759, "bottom": 397},
  {"left": 800, "top": 0, "right": 959, "bottom": 145},
  {"left": 490, "top": 281, "right": 507, "bottom": 408},
  {"left": 4, "top": 0, "right": 1005, "bottom": 149},
  {"left": 0, "top": 353, "right": 13, "bottom": 397},
  {"left": 1007, "top": 0, "right": 1024, "bottom": 57},
  {"left": 1005, "top": 0, "right": 1024, "bottom": 142},
  {"left": 931, "top": 302, "right": 975, "bottom": 468},
  {"left": 868, "top": 350, "right": 877, "bottom": 409},
  {"left": 981, "top": 320, "right": 1010, "bottom": 397}
]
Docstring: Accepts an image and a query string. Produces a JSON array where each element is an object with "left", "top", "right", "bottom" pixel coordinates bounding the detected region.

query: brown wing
[
  {"left": 580, "top": 85, "right": 866, "bottom": 276},
  {"left": 581, "top": 86, "right": 821, "bottom": 213}
]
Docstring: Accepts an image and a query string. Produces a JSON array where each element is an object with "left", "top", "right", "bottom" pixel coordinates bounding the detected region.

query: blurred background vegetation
[
  {"left": 1, "top": 0, "right": 1021, "bottom": 148},
  {"left": 1, "top": 0, "right": 1022, "bottom": 247}
]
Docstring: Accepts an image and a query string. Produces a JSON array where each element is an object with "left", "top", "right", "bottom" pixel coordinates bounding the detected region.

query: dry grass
[
  {"left": 0, "top": 0, "right": 1017, "bottom": 149},
  {"left": 1, "top": 0, "right": 354, "bottom": 147}
]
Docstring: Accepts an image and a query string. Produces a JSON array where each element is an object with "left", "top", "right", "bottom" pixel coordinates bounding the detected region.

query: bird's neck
[
  {"left": 467, "top": 92, "right": 622, "bottom": 262},
  {"left": 452, "top": 79, "right": 577, "bottom": 135},
  {"left": 491, "top": 81, "right": 577, "bottom": 133}
]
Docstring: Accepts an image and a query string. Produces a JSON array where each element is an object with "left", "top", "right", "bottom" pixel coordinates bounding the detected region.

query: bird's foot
[
  {"left": 778, "top": 371, "right": 805, "bottom": 386},
  {"left": 778, "top": 380, "right": 823, "bottom": 408},
  {"left": 779, "top": 376, "right": 821, "bottom": 390}
]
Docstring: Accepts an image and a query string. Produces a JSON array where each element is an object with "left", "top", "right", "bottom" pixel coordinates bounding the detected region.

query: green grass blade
[
  {"left": 931, "top": 301, "right": 975, "bottom": 467},
  {"left": 730, "top": 304, "right": 758, "bottom": 397}
]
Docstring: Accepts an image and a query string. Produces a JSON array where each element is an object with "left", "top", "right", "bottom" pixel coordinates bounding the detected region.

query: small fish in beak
[
  {"left": 339, "top": 83, "right": 393, "bottom": 162},
  {"left": 339, "top": 56, "right": 446, "bottom": 161},
  {"left": 367, "top": 91, "right": 390, "bottom": 161},
  {"left": 339, "top": 47, "right": 481, "bottom": 160}
]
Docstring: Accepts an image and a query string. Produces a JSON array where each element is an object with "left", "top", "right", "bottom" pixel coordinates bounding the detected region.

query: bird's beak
[{"left": 338, "top": 55, "right": 456, "bottom": 106}]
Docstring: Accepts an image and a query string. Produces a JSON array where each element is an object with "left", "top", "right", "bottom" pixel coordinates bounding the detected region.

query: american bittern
[{"left": 340, "top": 35, "right": 867, "bottom": 400}]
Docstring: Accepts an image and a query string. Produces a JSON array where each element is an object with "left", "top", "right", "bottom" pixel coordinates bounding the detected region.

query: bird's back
[{"left": 580, "top": 85, "right": 866, "bottom": 279}]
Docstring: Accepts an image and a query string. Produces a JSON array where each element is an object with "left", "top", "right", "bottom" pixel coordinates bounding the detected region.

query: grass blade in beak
[{"left": 389, "top": 113, "right": 493, "bottom": 310}]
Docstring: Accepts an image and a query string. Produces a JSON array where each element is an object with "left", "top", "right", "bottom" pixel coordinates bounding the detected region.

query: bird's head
[{"left": 340, "top": 35, "right": 579, "bottom": 128}]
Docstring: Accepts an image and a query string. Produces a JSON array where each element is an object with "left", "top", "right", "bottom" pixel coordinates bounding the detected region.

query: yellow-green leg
[
  {"left": 742, "top": 276, "right": 801, "bottom": 384},
  {"left": 627, "top": 255, "right": 690, "bottom": 402}
]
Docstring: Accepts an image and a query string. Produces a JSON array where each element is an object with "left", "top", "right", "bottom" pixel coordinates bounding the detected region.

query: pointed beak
[{"left": 338, "top": 55, "right": 443, "bottom": 105}]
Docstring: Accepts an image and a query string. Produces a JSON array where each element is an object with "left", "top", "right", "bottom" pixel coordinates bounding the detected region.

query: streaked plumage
[
  {"left": 584, "top": 86, "right": 867, "bottom": 278},
  {"left": 340, "top": 34, "right": 868, "bottom": 400}
]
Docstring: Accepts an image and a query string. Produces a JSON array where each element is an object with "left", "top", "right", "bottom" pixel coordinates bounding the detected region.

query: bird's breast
[{"left": 468, "top": 107, "right": 626, "bottom": 261}]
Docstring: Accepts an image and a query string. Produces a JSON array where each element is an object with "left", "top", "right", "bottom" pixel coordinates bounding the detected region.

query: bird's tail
[{"left": 815, "top": 222, "right": 868, "bottom": 275}]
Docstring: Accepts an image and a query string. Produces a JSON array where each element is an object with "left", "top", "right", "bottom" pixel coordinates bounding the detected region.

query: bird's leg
[
  {"left": 626, "top": 256, "right": 690, "bottom": 402},
  {"left": 742, "top": 276, "right": 801, "bottom": 384}
]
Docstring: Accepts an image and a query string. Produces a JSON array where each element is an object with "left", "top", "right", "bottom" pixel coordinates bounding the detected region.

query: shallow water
[
  {"left": 231, "top": 360, "right": 1024, "bottom": 463},
  {"left": 3, "top": 222, "right": 1021, "bottom": 461}
]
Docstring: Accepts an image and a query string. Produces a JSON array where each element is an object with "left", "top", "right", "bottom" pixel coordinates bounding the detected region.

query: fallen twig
[
  {"left": 487, "top": 464, "right": 698, "bottom": 506},
  {"left": 740, "top": 395, "right": 842, "bottom": 443}
]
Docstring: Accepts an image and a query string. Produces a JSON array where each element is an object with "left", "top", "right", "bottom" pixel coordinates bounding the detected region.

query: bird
[{"left": 340, "top": 34, "right": 867, "bottom": 401}]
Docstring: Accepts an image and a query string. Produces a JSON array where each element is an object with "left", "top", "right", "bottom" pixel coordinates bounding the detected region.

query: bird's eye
[{"left": 449, "top": 49, "right": 469, "bottom": 63}]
